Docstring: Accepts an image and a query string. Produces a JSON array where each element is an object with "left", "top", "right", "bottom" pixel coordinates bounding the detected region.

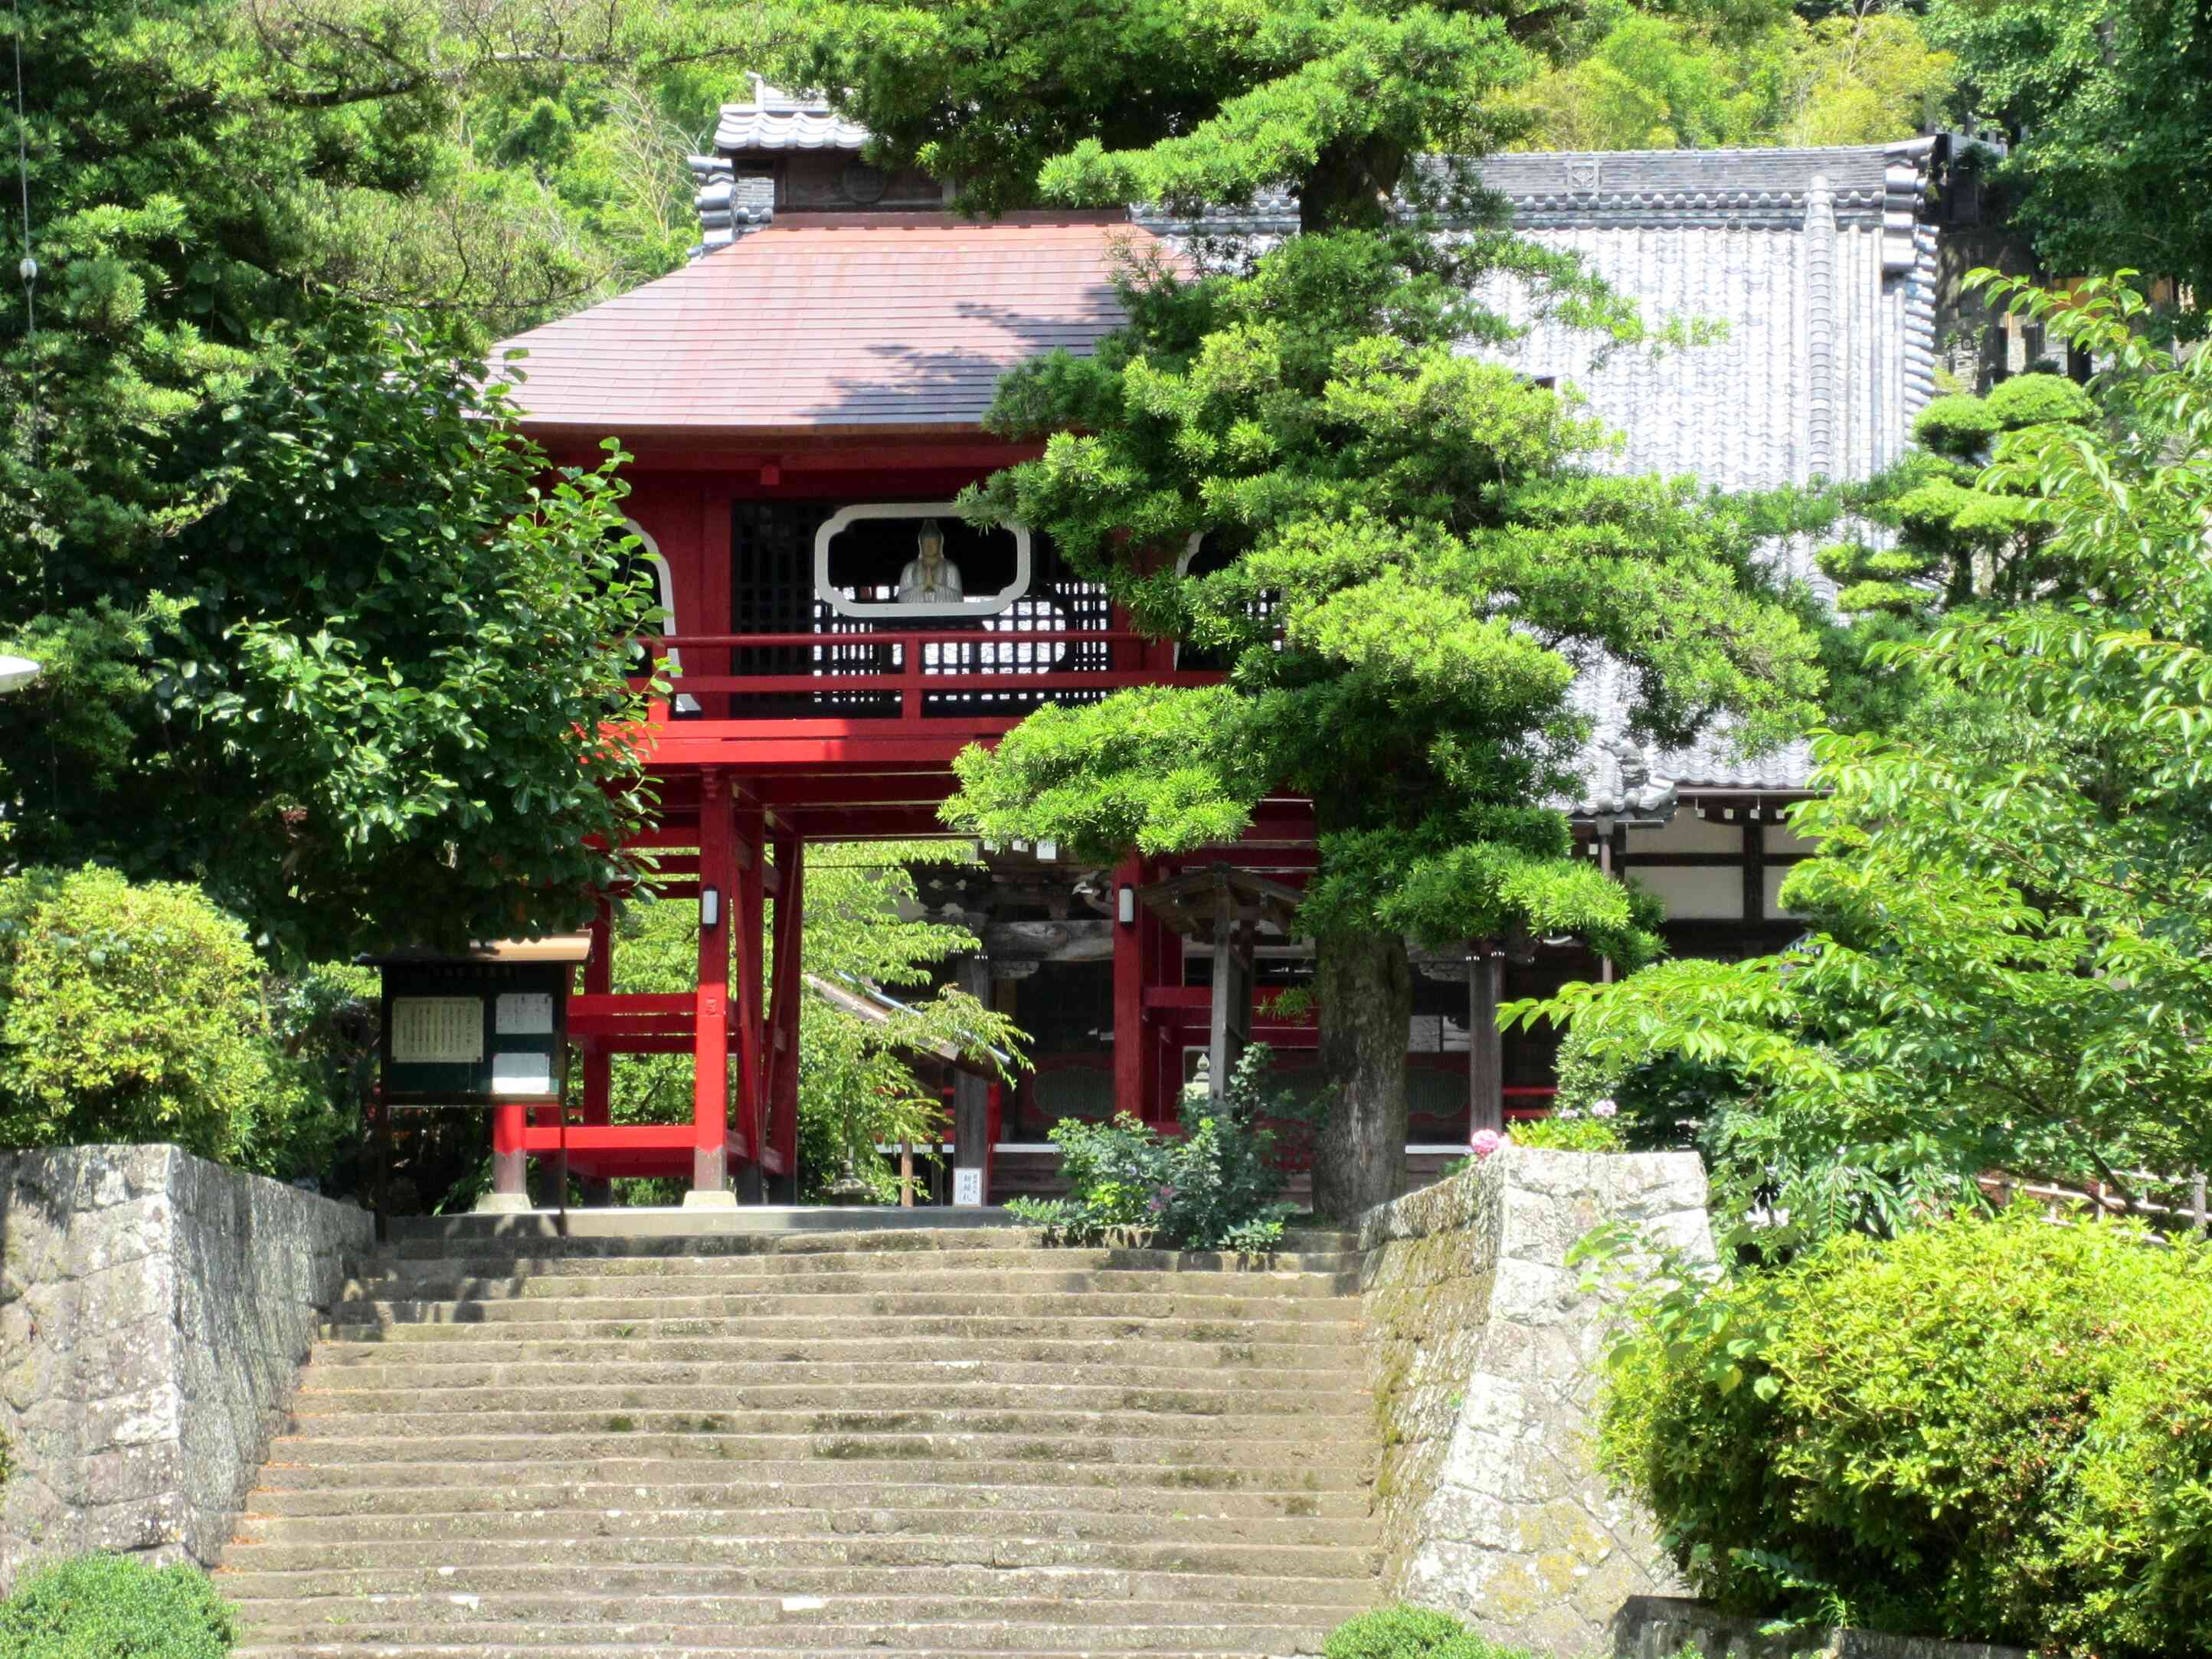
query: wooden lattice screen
[{"left": 728, "top": 502, "right": 1115, "bottom": 719}]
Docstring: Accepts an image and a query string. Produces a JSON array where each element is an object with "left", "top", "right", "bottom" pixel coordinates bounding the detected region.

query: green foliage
[
  {"left": 1818, "top": 371, "right": 2086, "bottom": 624},
  {"left": 1598, "top": 1212, "right": 2212, "bottom": 1657},
  {"left": 799, "top": 1, "right": 1824, "bottom": 1214},
  {"left": 943, "top": 231, "right": 1818, "bottom": 1215},
  {"left": 1505, "top": 1107, "right": 1623, "bottom": 1152},
  {"left": 787, "top": 843, "right": 1026, "bottom": 1201},
  {"left": 794, "top": 0, "right": 1534, "bottom": 229},
  {"left": 1, "top": 0, "right": 767, "bottom": 957},
  {"left": 1515, "top": 278, "right": 2212, "bottom": 1251},
  {"left": 1007, "top": 1045, "right": 1297, "bottom": 1251},
  {"left": 1511, "top": 5, "right": 1955, "bottom": 152},
  {"left": 5, "top": 302, "right": 666, "bottom": 957},
  {"left": 1322, "top": 1604, "right": 1530, "bottom": 1659},
  {"left": 0, "top": 867, "right": 330, "bottom": 1175},
  {"left": 1925, "top": 0, "right": 2212, "bottom": 327},
  {"left": 0, "top": 1553, "right": 235, "bottom": 1658}
]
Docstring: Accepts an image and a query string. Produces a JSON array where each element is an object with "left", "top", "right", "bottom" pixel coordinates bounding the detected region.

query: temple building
[{"left": 479, "top": 87, "right": 2008, "bottom": 1206}]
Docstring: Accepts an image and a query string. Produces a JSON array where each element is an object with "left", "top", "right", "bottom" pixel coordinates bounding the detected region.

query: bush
[
  {"left": 1007, "top": 1044, "right": 1295, "bottom": 1251},
  {"left": 1323, "top": 1605, "right": 1530, "bottom": 1659},
  {"left": 1504, "top": 1104, "right": 1625, "bottom": 1152},
  {"left": 0, "top": 868, "right": 326, "bottom": 1174},
  {"left": 0, "top": 1554, "right": 234, "bottom": 1657},
  {"left": 1599, "top": 1210, "right": 2212, "bottom": 1656}
]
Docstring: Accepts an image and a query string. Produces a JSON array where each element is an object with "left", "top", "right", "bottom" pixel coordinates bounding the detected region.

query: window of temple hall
[{"left": 813, "top": 502, "right": 1032, "bottom": 618}]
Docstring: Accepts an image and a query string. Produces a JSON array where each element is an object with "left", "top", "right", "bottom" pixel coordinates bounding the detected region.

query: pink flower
[
  {"left": 1471, "top": 1128, "right": 1509, "bottom": 1158},
  {"left": 1591, "top": 1099, "right": 1619, "bottom": 1118}
]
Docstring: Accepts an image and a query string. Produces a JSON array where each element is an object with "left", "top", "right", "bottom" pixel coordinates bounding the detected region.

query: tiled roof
[
  {"left": 489, "top": 214, "right": 1150, "bottom": 437},
  {"left": 561, "top": 85, "right": 1962, "bottom": 804},
  {"left": 714, "top": 81, "right": 872, "bottom": 152}
]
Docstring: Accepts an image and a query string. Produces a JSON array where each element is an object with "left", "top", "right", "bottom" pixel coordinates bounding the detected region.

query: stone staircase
[{"left": 219, "top": 1224, "right": 1381, "bottom": 1657}]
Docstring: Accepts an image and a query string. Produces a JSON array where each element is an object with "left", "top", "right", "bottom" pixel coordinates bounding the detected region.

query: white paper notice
[
  {"left": 490, "top": 1052, "right": 555, "bottom": 1096},
  {"left": 391, "top": 997, "right": 483, "bottom": 1065},
  {"left": 496, "top": 992, "right": 555, "bottom": 1036},
  {"left": 952, "top": 1167, "right": 984, "bottom": 1207}
]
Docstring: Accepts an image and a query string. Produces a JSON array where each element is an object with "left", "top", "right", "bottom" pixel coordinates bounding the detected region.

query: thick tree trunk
[
  {"left": 1311, "top": 928, "right": 1413, "bottom": 1223},
  {"left": 1301, "top": 138, "right": 1409, "bottom": 234}
]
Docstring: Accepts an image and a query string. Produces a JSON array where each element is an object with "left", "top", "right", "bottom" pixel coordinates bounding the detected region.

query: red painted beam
[{"left": 520, "top": 1124, "right": 697, "bottom": 1152}]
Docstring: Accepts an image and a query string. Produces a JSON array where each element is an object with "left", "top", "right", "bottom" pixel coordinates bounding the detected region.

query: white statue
[{"left": 897, "top": 519, "right": 965, "bottom": 604}]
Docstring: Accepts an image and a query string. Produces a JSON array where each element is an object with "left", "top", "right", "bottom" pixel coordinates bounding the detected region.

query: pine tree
[{"left": 800, "top": 0, "right": 1828, "bottom": 1218}]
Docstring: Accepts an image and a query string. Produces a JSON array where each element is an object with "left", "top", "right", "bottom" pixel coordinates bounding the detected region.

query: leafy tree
[
  {"left": 1508, "top": 2, "right": 1955, "bottom": 152},
  {"left": 797, "top": 4, "right": 1828, "bottom": 1216},
  {"left": 1517, "top": 276, "right": 2212, "bottom": 1249},
  {"left": 5, "top": 310, "right": 663, "bottom": 957},
  {"left": 794, "top": 0, "right": 1543, "bottom": 230},
  {"left": 1818, "top": 372, "right": 2090, "bottom": 622},
  {"left": 1926, "top": 0, "right": 2212, "bottom": 325},
  {"left": 2, "top": 0, "right": 792, "bottom": 954},
  {"left": 241, "top": 0, "right": 785, "bottom": 331}
]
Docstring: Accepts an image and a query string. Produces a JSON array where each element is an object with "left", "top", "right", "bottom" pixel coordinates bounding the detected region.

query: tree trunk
[
  {"left": 1301, "top": 138, "right": 1408, "bottom": 234},
  {"left": 1311, "top": 928, "right": 1413, "bottom": 1222}
]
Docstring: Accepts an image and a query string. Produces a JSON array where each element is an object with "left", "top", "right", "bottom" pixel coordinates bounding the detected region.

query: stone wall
[
  {"left": 1614, "top": 1595, "right": 2030, "bottom": 1659},
  {"left": 1359, "top": 1147, "right": 1715, "bottom": 1656},
  {"left": 0, "top": 1145, "right": 371, "bottom": 1591}
]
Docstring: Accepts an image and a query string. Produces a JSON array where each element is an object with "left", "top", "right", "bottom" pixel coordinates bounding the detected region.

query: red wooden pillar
[
  {"left": 691, "top": 771, "right": 735, "bottom": 1203},
  {"left": 763, "top": 833, "right": 806, "bottom": 1189},
  {"left": 578, "top": 900, "right": 614, "bottom": 1205},
  {"left": 1112, "top": 852, "right": 1146, "bottom": 1121},
  {"left": 490, "top": 1102, "right": 528, "bottom": 1202},
  {"left": 732, "top": 800, "right": 768, "bottom": 1201}
]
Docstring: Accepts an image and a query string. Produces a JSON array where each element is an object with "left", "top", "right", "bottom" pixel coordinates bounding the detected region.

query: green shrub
[
  {"left": 1981, "top": 369, "right": 2093, "bottom": 427},
  {"left": 1007, "top": 1044, "right": 1295, "bottom": 1251},
  {"left": 1322, "top": 1605, "right": 1530, "bottom": 1659},
  {"left": 0, "top": 1553, "right": 234, "bottom": 1657},
  {"left": 1506, "top": 1105, "right": 1624, "bottom": 1152},
  {"left": 1549, "top": 1019, "right": 1731, "bottom": 1153},
  {"left": 1599, "top": 1210, "right": 2212, "bottom": 1656},
  {"left": 0, "top": 867, "right": 323, "bottom": 1173}
]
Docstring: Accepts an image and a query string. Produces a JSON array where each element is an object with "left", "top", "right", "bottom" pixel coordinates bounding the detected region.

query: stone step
[
  {"left": 303, "top": 1334, "right": 1360, "bottom": 1371},
  {"left": 328, "top": 1291, "right": 1365, "bottom": 1326},
  {"left": 248, "top": 1454, "right": 1364, "bottom": 1495},
  {"left": 320, "top": 1314, "right": 1356, "bottom": 1344},
  {"left": 350, "top": 1245, "right": 1361, "bottom": 1282},
  {"left": 218, "top": 1571, "right": 1373, "bottom": 1612},
  {"left": 258, "top": 1428, "right": 1369, "bottom": 1470},
  {"left": 226, "top": 1231, "right": 1379, "bottom": 1652},
  {"left": 294, "top": 1356, "right": 1365, "bottom": 1392},
  {"left": 230, "top": 1621, "right": 1336, "bottom": 1655},
  {"left": 235, "top": 1647, "right": 1314, "bottom": 1659},
  {"left": 218, "top": 1534, "right": 1375, "bottom": 1577},
  {"left": 373, "top": 1223, "right": 1359, "bottom": 1258},
  {"left": 288, "top": 1381, "right": 1370, "bottom": 1419},
  {"left": 237, "top": 1479, "right": 1369, "bottom": 1523},
  {"left": 341, "top": 1267, "right": 1360, "bottom": 1301},
  {"left": 232, "top": 1503, "right": 1371, "bottom": 1548}
]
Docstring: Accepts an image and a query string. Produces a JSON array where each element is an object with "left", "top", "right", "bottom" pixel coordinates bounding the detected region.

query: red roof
[{"left": 490, "top": 212, "right": 1157, "bottom": 441}]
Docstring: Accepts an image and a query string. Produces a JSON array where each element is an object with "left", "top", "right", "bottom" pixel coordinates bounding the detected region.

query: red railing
[{"left": 631, "top": 630, "right": 1219, "bottom": 722}]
